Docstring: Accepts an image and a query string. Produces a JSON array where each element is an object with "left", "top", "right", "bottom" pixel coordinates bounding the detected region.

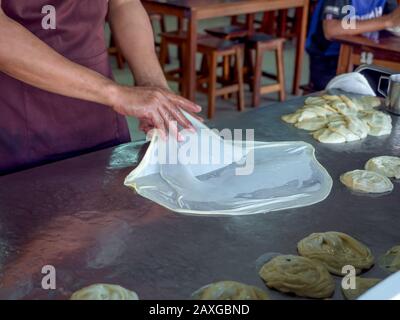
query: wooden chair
[
  {"left": 245, "top": 33, "right": 286, "bottom": 107},
  {"left": 197, "top": 37, "right": 245, "bottom": 119},
  {"left": 159, "top": 30, "right": 188, "bottom": 94},
  {"left": 149, "top": 13, "right": 168, "bottom": 60}
]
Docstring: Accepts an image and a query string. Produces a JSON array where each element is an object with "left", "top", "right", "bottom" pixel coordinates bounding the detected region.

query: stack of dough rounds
[
  {"left": 341, "top": 277, "right": 381, "bottom": 300},
  {"left": 297, "top": 232, "right": 374, "bottom": 275},
  {"left": 192, "top": 281, "right": 269, "bottom": 300},
  {"left": 281, "top": 94, "right": 391, "bottom": 144},
  {"left": 365, "top": 156, "right": 400, "bottom": 179},
  {"left": 70, "top": 284, "right": 139, "bottom": 300},
  {"left": 378, "top": 245, "right": 400, "bottom": 273},
  {"left": 258, "top": 255, "right": 335, "bottom": 299},
  {"left": 340, "top": 169, "right": 394, "bottom": 193}
]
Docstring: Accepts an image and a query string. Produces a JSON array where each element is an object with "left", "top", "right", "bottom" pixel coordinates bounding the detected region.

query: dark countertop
[{"left": 0, "top": 94, "right": 399, "bottom": 300}]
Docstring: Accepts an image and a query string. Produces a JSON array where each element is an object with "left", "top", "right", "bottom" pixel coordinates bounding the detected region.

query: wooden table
[
  {"left": 335, "top": 33, "right": 400, "bottom": 75},
  {"left": 143, "top": 0, "right": 310, "bottom": 101}
]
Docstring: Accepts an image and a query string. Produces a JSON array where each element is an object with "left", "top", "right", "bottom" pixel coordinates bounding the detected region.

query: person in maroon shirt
[{"left": 0, "top": 0, "right": 201, "bottom": 175}]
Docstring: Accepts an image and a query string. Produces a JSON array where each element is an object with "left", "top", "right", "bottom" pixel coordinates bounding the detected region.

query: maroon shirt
[{"left": 0, "top": 0, "right": 131, "bottom": 175}]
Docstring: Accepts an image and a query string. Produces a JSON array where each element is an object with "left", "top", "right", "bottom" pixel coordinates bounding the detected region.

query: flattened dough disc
[
  {"left": 258, "top": 255, "right": 335, "bottom": 299},
  {"left": 297, "top": 232, "right": 374, "bottom": 275},
  {"left": 340, "top": 169, "right": 393, "bottom": 194},
  {"left": 70, "top": 284, "right": 139, "bottom": 300},
  {"left": 192, "top": 281, "right": 269, "bottom": 300}
]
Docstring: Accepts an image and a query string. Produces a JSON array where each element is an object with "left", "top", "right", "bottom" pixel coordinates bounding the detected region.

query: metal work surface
[{"left": 0, "top": 94, "right": 399, "bottom": 300}]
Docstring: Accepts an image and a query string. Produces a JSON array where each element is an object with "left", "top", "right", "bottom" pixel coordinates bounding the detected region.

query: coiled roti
[
  {"left": 365, "top": 156, "right": 400, "bottom": 179},
  {"left": 70, "top": 284, "right": 139, "bottom": 300},
  {"left": 297, "top": 232, "right": 374, "bottom": 275},
  {"left": 192, "top": 281, "right": 269, "bottom": 300},
  {"left": 340, "top": 169, "right": 393, "bottom": 193},
  {"left": 259, "top": 255, "right": 335, "bottom": 299},
  {"left": 341, "top": 277, "right": 381, "bottom": 300},
  {"left": 378, "top": 245, "right": 400, "bottom": 273}
]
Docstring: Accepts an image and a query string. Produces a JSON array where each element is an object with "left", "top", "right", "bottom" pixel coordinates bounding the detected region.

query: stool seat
[
  {"left": 205, "top": 25, "right": 249, "bottom": 39},
  {"left": 197, "top": 36, "right": 243, "bottom": 52},
  {"left": 159, "top": 31, "right": 188, "bottom": 42},
  {"left": 246, "top": 33, "right": 286, "bottom": 48}
]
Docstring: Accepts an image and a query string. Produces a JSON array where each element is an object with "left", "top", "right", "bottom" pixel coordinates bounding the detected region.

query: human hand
[
  {"left": 387, "top": 7, "right": 400, "bottom": 28},
  {"left": 111, "top": 86, "right": 202, "bottom": 140}
]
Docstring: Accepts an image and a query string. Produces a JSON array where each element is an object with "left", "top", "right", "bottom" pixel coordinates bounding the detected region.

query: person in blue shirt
[{"left": 306, "top": 0, "right": 400, "bottom": 91}]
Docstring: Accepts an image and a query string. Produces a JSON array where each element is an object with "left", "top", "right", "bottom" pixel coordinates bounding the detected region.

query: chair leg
[
  {"left": 252, "top": 45, "right": 263, "bottom": 108},
  {"left": 177, "top": 44, "right": 187, "bottom": 95},
  {"left": 159, "top": 38, "right": 168, "bottom": 70},
  {"left": 244, "top": 47, "right": 253, "bottom": 90},
  {"left": 235, "top": 48, "right": 245, "bottom": 112},
  {"left": 276, "top": 43, "right": 286, "bottom": 102},
  {"left": 208, "top": 52, "right": 218, "bottom": 119},
  {"left": 223, "top": 56, "right": 230, "bottom": 99}
]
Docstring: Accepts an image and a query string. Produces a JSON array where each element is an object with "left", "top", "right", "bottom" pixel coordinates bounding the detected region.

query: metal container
[{"left": 378, "top": 74, "right": 400, "bottom": 115}]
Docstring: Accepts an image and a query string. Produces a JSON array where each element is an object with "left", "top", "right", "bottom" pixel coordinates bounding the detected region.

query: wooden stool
[
  {"left": 197, "top": 37, "right": 245, "bottom": 119},
  {"left": 159, "top": 31, "right": 188, "bottom": 95},
  {"left": 205, "top": 21, "right": 250, "bottom": 95},
  {"left": 245, "top": 33, "right": 286, "bottom": 107}
]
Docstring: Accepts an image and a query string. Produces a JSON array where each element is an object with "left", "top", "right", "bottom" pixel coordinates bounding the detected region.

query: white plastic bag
[{"left": 326, "top": 72, "right": 376, "bottom": 96}]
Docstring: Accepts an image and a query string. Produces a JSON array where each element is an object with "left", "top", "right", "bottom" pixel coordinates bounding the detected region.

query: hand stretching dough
[
  {"left": 258, "top": 255, "right": 335, "bottom": 299},
  {"left": 340, "top": 169, "right": 394, "bottom": 193},
  {"left": 378, "top": 245, "right": 400, "bottom": 273},
  {"left": 342, "top": 277, "right": 381, "bottom": 300},
  {"left": 365, "top": 156, "right": 400, "bottom": 179},
  {"left": 297, "top": 232, "right": 374, "bottom": 275},
  {"left": 192, "top": 281, "right": 269, "bottom": 300},
  {"left": 70, "top": 284, "right": 139, "bottom": 300}
]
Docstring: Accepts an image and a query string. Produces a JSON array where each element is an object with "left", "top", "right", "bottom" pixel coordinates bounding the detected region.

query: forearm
[
  {"left": 323, "top": 15, "right": 392, "bottom": 40},
  {"left": 108, "top": 0, "right": 169, "bottom": 89},
  {"left": 0, "top": 10, "right": 119, "bottom": 107}
]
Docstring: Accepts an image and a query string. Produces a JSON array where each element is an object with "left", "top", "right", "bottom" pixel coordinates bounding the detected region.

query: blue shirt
[{"left": 306, "top": 0, "right": 397, "bottom": 57}]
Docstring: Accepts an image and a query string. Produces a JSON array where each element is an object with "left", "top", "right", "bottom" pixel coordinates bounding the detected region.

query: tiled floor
[{"left": 107, "top": 15, "right": 311, "bottom": 141}]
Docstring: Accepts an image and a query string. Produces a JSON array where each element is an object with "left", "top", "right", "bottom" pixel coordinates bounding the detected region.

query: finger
[
  {"left": 187, "top": 111, "right": 205, "bottom": 123},
  {"left": 160, "top": 106, "right": 184, "bottom": 141},
  {"left": 165, "top": 104, "right": 195, "bottom": 132},
  {"left": 151, "top": 111, "right": 167, "bottom": 140},
  {"left": 166, "top": 93, "right": 202, "bottom": 113}
]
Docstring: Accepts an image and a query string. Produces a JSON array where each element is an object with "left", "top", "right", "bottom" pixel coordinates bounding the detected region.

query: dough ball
[
  {"left": 342, "top": 277, "right": 381, "bottom": 300},
  {"left": 282, "top": 112, "right": 301, "bottom": 124},
  {"left": 258, "top": 255, "right": 335, "bottom": 299},
  {"left": 327, "top": 120, "right": 360, "bottom": 142},
  {"left": 313, "top": 128, "right": 346, "bottom": 144},
  {"left": 297, "top": 232, "right": 374, "bottom": 275},
  {"left": 340, "top": 95, "right": 364, "bottom": 112},
  {"left": 365, "top": 156, "right": 400, "bottom": 179},
  {"left": 192, "top": 281, "right": 269, "bottom": 300},
  {"left": 354, "top": 96, "right": 382, "bottom": 109},
  {"left": 345, "top": 115, "right": 370, "bottom": 139},
  {"left": 332, "top": 101, "right": 357, "bottom": 116},
  {"left": 70, "top": 284, "right": 139, "bottom": 300},
  {"left": 340, "top": 169, "right": 394, "bottom": 193},
  {"left": 359, "top": 110, "right": 392, "bottom": 136},
  {"left": 304, "top": 97, "right": 327, "bottom": 106},
  {"left": 378, "top": 245, "right": 400, "bottom": 273},
  {"left": 295, "top": 117, "right": 328, "bottom": 131}
]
